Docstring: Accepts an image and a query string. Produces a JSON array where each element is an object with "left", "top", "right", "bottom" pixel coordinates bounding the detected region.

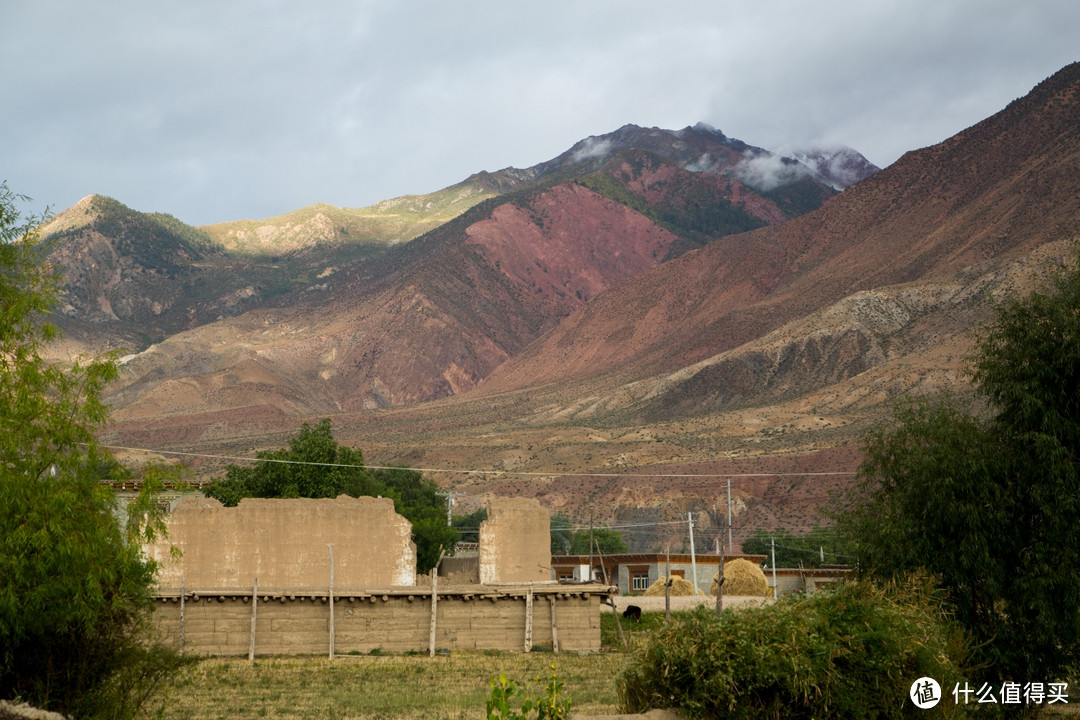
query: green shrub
[
  {"left": 618, "top": 580, "right": 970, "bottom": 719},
  {"left": 487, "top": 664, "right": 571, "bottom": 720}
]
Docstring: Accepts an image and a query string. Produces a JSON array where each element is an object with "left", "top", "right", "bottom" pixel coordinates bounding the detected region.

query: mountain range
[{"left": 41, "top": 62, "right": 1080, "bottom": 550}]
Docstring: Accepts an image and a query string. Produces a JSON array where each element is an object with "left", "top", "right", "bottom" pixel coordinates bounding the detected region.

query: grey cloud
[{"left": 2, "top": 0, "right": 1078, "bottom": 225}]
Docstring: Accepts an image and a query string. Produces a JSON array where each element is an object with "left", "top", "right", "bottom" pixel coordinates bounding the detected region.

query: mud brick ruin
[{"left": 144, "top": 495, "right": 610, "bottom": 656}]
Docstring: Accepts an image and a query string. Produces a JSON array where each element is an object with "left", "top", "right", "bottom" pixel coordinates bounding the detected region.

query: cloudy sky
[{"left": 3, "top": 1, "right": 1077, "bottom": 226}]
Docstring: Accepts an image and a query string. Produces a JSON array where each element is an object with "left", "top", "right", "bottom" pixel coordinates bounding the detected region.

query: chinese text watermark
[{"left": 910, "top": 679, "right": 1069, "bottom": 708}]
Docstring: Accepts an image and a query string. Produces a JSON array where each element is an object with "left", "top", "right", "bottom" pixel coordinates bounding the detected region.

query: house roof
[{"left": 552, "top": 553, "right": 769, "bottom": 566}]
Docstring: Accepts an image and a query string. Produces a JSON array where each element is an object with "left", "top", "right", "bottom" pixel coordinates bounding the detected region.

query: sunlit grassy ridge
[
  {"left": 43, "top": 194, "right": 218, "bottom": 261},
  {"left": 201, "top": 179, "right": 499, "bottom": 257}
]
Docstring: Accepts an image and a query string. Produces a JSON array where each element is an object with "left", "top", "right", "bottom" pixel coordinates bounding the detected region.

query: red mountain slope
[
  {"left": 481, "top": 62, "right": 1080, "bottom": 396},
  {"left": 107, "top": 182, "right": 683, "bottom": 416},
  {"left": 106, "top": 146, "right": 815, "bottom": 417}
]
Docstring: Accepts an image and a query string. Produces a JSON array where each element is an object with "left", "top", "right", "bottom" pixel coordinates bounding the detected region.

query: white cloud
[
  {"left": 730, "top": 154, "right": 811, "bottom": 193},
  {"left": 571, "top": 138, "right": 614, "bottom": 163}
]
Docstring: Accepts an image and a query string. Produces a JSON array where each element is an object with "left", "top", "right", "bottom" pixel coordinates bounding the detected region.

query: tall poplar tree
[
  {"left": 842, "top": 249, "right": 1080, "bottom": 688},
  {"left": 0, "top": 184, "right": 178, "bottom": 716}
]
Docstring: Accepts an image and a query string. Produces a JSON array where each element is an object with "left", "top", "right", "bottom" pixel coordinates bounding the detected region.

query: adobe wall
[
  {"left": 152, "top": 586, "right": 605, "bottom": 655},
  {"left": 439, "top": 556, "right": 480, "bottom": 584},
  {"left": 479, "top": 497, "right": 552, "bottom": 584},
  {"left": 144, "top": 493, "right": 614, "bottom": 654},
  {"left": 145, "top": 495, "right": 416, "bottom": 589}
]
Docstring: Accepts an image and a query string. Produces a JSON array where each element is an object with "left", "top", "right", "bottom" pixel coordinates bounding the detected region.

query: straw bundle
[
  {"left": 711, "top": 558, "right": 769, "bottom": 597},
  {"left": 643, "top": 575, "right": 703, "bottom": 596}
]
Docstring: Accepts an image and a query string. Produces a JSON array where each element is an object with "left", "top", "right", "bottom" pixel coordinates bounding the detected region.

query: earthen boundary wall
[{"left": 152, "top": 584, "right": 609, "bottom": 656}]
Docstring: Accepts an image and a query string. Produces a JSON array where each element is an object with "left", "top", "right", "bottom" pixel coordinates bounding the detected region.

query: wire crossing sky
[{"left": 101, "top": 444, "right": 858, "bottom": 480}]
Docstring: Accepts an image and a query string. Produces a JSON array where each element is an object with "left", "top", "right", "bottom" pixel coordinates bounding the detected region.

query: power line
[
  {"left": 101, "top": 443, "right": 858, "bottom": 480},
  {"left": 104, "top": 443, "right": 858, "bottom": 550}
]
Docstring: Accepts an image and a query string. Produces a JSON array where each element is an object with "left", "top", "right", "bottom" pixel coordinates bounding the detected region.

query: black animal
[{"left": 622, "top": 604, "right": 642, "bottom": 622}]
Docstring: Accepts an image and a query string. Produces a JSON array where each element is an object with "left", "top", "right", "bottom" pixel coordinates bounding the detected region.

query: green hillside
[{"left": 201, "top": 178, "right": 498, "bottom": 258}]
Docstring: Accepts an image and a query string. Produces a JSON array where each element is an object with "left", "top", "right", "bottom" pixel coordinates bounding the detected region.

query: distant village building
[
  {"left": 551, "top": 553, "right": 851, "bottom": 597},
  {"left": 768, "top": 566, "right": 852, "bottom": 596},
  {"left": 552, "top": 552, "right": 766, "bottom": 595}
]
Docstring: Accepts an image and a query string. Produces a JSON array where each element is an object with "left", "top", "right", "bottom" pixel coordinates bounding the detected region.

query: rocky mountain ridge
[
  {"left": 38, "top": 62, "right": 1080, "bottom": 548},
  {"left": 44, "top": 124, "right": 860, "bottom": 413}
]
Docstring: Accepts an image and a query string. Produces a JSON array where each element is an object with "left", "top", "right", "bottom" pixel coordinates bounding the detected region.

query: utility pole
[
  {"left": 727, "top": 477, "right": 733, "bottom": 554},
  {"left": 713, "top": 500, "right": 721, "bottom": 555},
  {"left": 588, "top": 512, "right": 595, "bottom": 581},
  {"left": 771, "top": 536, "right": 778, "bottom": 599},
  {"left": 435, "top": 491, "right": 464, "bottom": 527},
  {"left": 713, "top": 501, "right": 719, "bottom": 554},
  {"left": 688, "top": 512, "right": 699, "bottom": 596}
]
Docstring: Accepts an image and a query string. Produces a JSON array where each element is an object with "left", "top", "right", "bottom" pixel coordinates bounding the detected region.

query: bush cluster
[{"left": 618, "top": 581, "right": 969, "bottom": 719}]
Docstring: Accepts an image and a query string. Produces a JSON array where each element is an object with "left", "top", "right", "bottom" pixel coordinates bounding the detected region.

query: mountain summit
[{"left": 499, "top": 122, "right": 878, "bottom": 193}]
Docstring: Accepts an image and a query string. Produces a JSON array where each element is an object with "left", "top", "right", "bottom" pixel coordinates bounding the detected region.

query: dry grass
[
  {"left": 155, "top": 650, "right": 627, "bottom": 720},
  {"left": 710, "top": 559, "right": 769, "bottom": 597},
  {"left": 642, "top": 576, "right": 701, "bottom": 597}
]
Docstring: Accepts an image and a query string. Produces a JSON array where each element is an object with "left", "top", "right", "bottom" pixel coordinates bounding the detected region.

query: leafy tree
[
  {"left": 568, "top": 527, "right": 628, "bottom": 555},
  {"left": 546, "top": 515, "right": 630, "bottom": 556},
  {"left": 0, "top": 183, "right": 181, "bottom": 716},
  {"left": 840, "top": 251, "right": 1080, "bottom": 688},
  {"left": 453, "top": 507, "right": 487, "bottom": 543},
  {"left": 741, "top": 526, "right": 854, "bottom": 568},
  {"left": 204, "top": 419, "right": 457, "bottom": 573},
  {"left": 206, "top": 419, "right": 373, "bottom": 504},
  {"left": 549, "top": 512, "right": 573, "bottom": 554}
]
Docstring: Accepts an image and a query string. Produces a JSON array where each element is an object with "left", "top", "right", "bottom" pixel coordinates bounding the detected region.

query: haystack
[
  {"left": 711, "top": 558, "right": 769, "bottom": 597},
  {"left": 643, "top": 575, "right": 703, "bottom": 596}
]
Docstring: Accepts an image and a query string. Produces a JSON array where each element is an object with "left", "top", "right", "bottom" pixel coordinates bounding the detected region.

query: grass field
[
  {"left": 154, "top": 614, "right": 655, "bottom": 720},
  {"left": 157, "top": 650, "right": 625, "bottom": 720},
  {"left": 150, "top": 608, "right": 1080, "bottom": 719}
]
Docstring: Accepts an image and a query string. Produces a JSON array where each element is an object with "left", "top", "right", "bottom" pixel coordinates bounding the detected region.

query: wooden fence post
[
  {"left": 524, "top": 584, "right": 534, "bottom": 652},
  {"left": 328, "top": 544, "right": 335, "bottom": 661},
  {"left": 248, "top": 577, "right": 258, "bottom": 661},
  {"left": 429, "top": 549, "right": 445, "bottom": 657},
  {"left": 595, "top": 537, "right": 627, "bottom": 650},
  {"left": 664, "top": 549, "right": 671, "bottom": 622},
  {"left": 549, "top": 596, "right": 559, "bottom": 653},
  {"left": 715, "top": 548, "right": 725, "bottom": 613},
  {"left": 179, "top": 576, "right": 186, "bottom": 655}
]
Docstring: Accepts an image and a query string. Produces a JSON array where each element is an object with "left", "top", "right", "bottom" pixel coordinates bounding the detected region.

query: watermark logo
[
  {"left": 910, "top": 679, "right": 1069, "bottom": 708},
  {"left": 910, "top": 677, "right": 941, "bottom": 709}
]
